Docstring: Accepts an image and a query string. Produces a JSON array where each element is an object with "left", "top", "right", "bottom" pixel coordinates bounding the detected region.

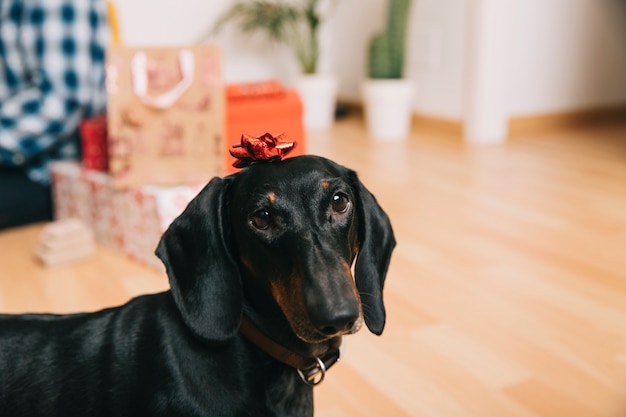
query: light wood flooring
[{"left": 1, "top": 114, "right": 626, "bottom": 417}]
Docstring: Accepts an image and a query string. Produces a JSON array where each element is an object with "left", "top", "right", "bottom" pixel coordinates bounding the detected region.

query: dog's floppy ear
[
  {"left": 350, "top": 172, "right": 396, "bottom": 335},
  {"left": 156, "top": 177, "right": 242, "bottom": 344}
]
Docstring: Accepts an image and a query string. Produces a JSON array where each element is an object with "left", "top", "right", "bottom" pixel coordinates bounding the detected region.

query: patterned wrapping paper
[
  {"left": 50, "top": 163, "right": 92, "bottom": 221},
  {"left": 122, "top": 184, "right": 203, "bottom": 269},
  {"left": 50, "top": 162, "right": 202, "bottom": 270},
  {"left": 83, "top": 168, "right": 125, "bottom": 250}
]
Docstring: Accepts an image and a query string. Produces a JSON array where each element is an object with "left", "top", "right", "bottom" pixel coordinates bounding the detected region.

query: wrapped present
[
  {"left": 51, "top": 162, "right": 202, "bottom": 269},
  {"left": 122, "top": 184, "right": 202, "bottom": 269},
  {"left": 82, "top": 168, "right": 125, "bottom": 249},
  {"left": 50, "top": 163, "right": 92, "bottom": 221},
  {"left": 225, "top": 80, "right": 305, "bottom": 172},
  {"left": 80, "top": 115, "right": 109, "bottom": 172},
  {"left": 52, "top": 162, "right": 124, "bottom": 254}
]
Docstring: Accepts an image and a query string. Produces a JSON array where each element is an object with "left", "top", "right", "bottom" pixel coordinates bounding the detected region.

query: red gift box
[
  {"left": 80, "top": 115, "right": 109, "bottom": 172},
  {"left": 225, "top": 80, "right": 305, "bottom": 173}
]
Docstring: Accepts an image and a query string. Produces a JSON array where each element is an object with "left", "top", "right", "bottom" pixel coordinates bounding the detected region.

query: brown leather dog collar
[{"left": 239, "top": 315, "right": 341, "bottom": 386}]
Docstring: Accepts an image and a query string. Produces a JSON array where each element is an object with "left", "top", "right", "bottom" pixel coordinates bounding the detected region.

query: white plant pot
[
  {"left": 294, "top": 74, "right": 338, "bottom": 131},
  {"left": 362, "top": 79, "right": 414, "bottom": 141}
]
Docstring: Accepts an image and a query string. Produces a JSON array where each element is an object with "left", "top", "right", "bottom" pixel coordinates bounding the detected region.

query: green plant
[
  {"left": 214, "top": 0, "right": 337, "bottom": 74},
  {"left": 367, "top": 0, "right": 413, "bottom": 79}
]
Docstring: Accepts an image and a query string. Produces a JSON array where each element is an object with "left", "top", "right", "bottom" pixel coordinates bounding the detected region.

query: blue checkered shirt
[{"left": 0, "top": 0, "right": 108, "bottom": 185}]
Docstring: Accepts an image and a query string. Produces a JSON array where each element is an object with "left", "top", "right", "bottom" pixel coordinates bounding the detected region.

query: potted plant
[
  {"left": 363, "top": 0, "right": 414, "bottom": 141},
  {"left": 214, "top": 0, "right": 339, "bottom": 130}
]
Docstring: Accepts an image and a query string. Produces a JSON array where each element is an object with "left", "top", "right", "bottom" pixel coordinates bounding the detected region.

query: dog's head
[{"left": 156, "top": 155, "right": 395, "bottom": 344}]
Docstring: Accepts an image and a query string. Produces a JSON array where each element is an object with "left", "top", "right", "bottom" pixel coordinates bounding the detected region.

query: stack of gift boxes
[
  {"left": 51, "top": 161, "right": 203, "bottom": 269},
  {"left": 52, "top": 75, "right": 305, "bottom": 269}
]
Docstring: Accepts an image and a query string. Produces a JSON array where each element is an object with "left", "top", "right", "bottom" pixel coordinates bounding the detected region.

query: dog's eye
[
  {"left": 250, "top": 210, "right": 272, "bottom": 229},
  {"left": 331, "top": 192, "right": 350, "bottom": 213}
]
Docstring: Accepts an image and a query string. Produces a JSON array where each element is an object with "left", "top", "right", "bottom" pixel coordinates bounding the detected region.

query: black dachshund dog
[{"left": 0, "top": 155, "right": 395, "bottom": 417}]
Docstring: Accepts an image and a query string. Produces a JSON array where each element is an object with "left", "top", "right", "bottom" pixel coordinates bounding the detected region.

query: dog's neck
[
  {"left": 240, "top": 279, "right": 342, "bottom": 381},
  {"left": 240, "top": 299, "right": 341, "bottom": 360},
  {"left": 239, "top": 314, "right": 341, "bottom": 384}
]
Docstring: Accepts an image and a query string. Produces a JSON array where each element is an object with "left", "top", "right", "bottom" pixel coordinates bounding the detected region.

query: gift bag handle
[{"left": 131, "top": 49, "right": 195, "bottom": 109}]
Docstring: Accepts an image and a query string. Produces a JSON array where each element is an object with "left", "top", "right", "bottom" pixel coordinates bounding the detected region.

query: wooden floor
[{"left": 1, "top": 114, "right": 626, "bottom": 416}]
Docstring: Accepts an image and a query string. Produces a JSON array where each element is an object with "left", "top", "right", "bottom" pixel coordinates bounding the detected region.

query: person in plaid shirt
[{"left": 0, "top": 0, "right": 108, "bottom": 230}]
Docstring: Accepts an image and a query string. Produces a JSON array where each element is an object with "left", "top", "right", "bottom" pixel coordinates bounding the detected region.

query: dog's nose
[{"left": 310, "top": 307, "right": 359, "bottom": 336}]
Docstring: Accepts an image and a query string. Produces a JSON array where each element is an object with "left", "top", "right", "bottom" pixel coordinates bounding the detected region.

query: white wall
[
  {"left": 510, "top": 0, "right": 626, "bottom": 116},
  {"left": 406, "top": 0, "right": 468, "bottom": 120},
  {"left": 114, "top": 0, "right": 626, "bottom": 122},
  {"left": 114, "top": 0, "right": 220, "bottom": 46}
]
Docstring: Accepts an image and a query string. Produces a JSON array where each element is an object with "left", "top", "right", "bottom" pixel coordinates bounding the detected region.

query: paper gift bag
[{"left": 106, "top": 45, "right": 224, "bottom": 188}]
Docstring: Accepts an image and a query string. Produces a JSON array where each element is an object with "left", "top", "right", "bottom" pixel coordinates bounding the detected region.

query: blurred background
[
  {"left": 2, "top": 1, "right": 626, "bottom": 416},
  {"left": 115, "top": 0, "right": 626, "bottom": 137}
]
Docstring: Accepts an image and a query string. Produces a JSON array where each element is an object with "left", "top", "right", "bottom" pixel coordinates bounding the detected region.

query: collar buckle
[{"left": 297, "top": 357, "right": 326, "bottom": 386}]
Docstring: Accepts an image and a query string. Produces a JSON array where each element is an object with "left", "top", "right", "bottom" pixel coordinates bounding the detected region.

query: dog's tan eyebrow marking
[
  {"left": 266, "top": 192, "right": 277, "bottom": 204},
  {"left": 321, "top": 180, "right": 331, "bottom": 190}
]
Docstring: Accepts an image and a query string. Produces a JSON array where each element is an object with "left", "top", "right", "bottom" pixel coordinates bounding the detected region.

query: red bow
[{"left": 230, "top": 133, "right": 296, "bottom": 168}]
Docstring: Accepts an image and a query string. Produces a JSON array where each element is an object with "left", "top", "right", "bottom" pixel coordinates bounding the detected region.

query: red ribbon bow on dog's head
[{"left": 229, "top": 132, "right": 296, "bottom": 168}]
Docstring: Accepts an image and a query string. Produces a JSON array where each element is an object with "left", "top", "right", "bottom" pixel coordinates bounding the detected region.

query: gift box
[
  {"left": 122, "top": 184, "right": 202, "bottom": 268},
  {"left": 51, "top": 162, "right": 202, "bottom": 269},
  {"left": 225, "top": 80, "right": 305, "bottom": 173},
  {"left": 80, "top": 115, "right": 109, "bottom": 172}
]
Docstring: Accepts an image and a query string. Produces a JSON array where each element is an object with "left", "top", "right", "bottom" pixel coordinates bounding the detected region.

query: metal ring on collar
[{"left": 297, "top": 357, "right": 326, "bottom": 386}]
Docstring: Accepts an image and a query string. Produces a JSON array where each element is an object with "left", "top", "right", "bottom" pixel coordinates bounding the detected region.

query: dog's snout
[{"left": 309, "top": 305, "right": 360, "bottom": 336}]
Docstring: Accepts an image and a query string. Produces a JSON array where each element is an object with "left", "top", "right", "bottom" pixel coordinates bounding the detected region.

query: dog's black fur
[{"left": 0, "top": 155, "right": 395, "bottom": 417}]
